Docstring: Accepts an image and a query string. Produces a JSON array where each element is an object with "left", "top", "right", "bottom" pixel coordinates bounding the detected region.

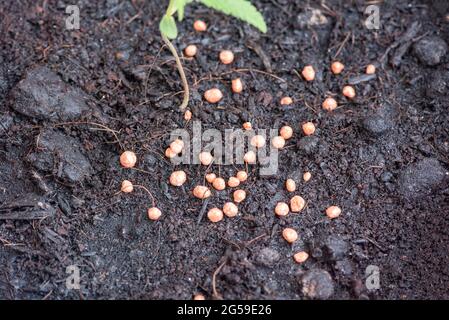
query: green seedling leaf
[
  {"left": 160, "top": 14, "right": 178, "bottom": 39},
  {"left": 199, "top": 0, "right": 267, "bottom": 33},
  {"left": 175, "top": 0, "right": 193, "bottom": 21}
]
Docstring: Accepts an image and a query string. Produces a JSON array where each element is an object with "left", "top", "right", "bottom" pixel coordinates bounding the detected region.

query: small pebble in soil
[
  {"left": 293, "top": 251, "right": 309, "bottom": 264},
  {"left": 300, "top": 269, "right": 334, "bottom": 299},
  {"left": 280, "top": 126, "right": 293, "bottom": 139},
  {"left": 194, "top": 20, "right": 207, "bottom": 32},
  {"left": 148, "top": 207, "right": 162, "bottom": 221},
  {"left": 233, "top": 189, "right": 246, "bottom": 203},
  {"left": 219, "top": 50, "right": 234, "bottom": 64},
  {"left": 271, "top": 136, "right": 286, "bottom": 149},
  {"left": 303, "top": 171, "right": 312, "bottom": 182},
  {"left": 425, "top": 68, "right": 449, "bottom": 100},
  {"left": 275, "top": 202, "right": 289, "bottom": 216},
  {"left": 184, "top": 110, "right": 192, "bottom": 121},
  {"left": 193, "top": 294, "right": 205, "bottom": 300},
  {"left": 236, "top": 171, "right": 248, "bottom": 182},
  {"left": 212, "top": 177, "right": 226, "bottom": 191},
  {"left": 331, "top": 61, "right": 344, "bottom": 74},
  {"left": 280, "top": 96, "right": 293, "bottom": 105},
  {"left": 28, "top": 129, "right": 92, "bottom": 183},
  {"left": 199, "top": 151, "right": 213, "bottom": 165},
  {"left": 302, "top": 122, "right": 316, "bottom": 136},
  {"left": 10, "top": 66, "right": 89, "bottom": 121},
  {"left": 326, "top": 206, "right": 341, "bottom": 219},
  {"left": 204, "top": 88, "right": 223, "bottom": 103},
  {"left": 362, "top": 102, "right": 397, "bottom": 136},
  {"left": 121, "top": 180, "right": 133, "bottom": 193},
  {"left": 342, "top": 85, "right": 356, "bottom": 99},
  {"left": 398, "top": 157, "right": 447, "bottom": 199},
  {"left": 223, "top": 202, "right": 238, "bottom": 217},
  {"left": 319, "top": 235, "right": 349, "bottom": 261},
  {"left": 290, "top": 195, "right": 305, "bottom": 212},
  {"left": 243, "top": 122, "right": 252, "bottom": 130},
  {"left": 207, "top": 208, "right": 223, "bottom": 223},
  {"left": 231, "top": 78, "right": 243, "bottom": 93},
  {"left": 256, "top": 247, "right": 280, "bottom": 267},
  {"left": 169, "top": 170, "right": 187, "bottom": 186},
  {"left": 282, "top": 228, "right": 298, "bottom": 243},
  {"left": 334, "top": 259, "right": 353, "bottom": 276},
  {"left": 193, "top": 186, "right": 211, "bottom": 199},
  {"left": 251, "top": 135, "right": 266, "bottom": 148},
  {"left": 205, "top": 173, "right": 217, "bottom": 183},
  {"left": 228, "top": 177, "right": 240, "bottom": 188},
  {"left": 170, "top": 139, "right": 184, "bottom": 154},
  {"left": 120, "top": 151, "right": 137, "bottom": 168},
  {"left": 413, "top": 36, "right": 448, "bottom": 66},
  {"left": 184, "top": 45, "right": 197, "bottom": 57},
  {"left": 366, "top": 64, "right": 376, "bottom": 75},
  {"left": 322, "top": 97, "right": 337, "bottom": 111},
  {"left": 285, "top": 179, "right": 296, "bottom": 192},
  {"left": 302, "top": 65, "right": 315, "bottom": 81}
]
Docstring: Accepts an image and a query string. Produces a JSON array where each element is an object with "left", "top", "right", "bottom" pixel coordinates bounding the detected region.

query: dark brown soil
[{"left": 1, "top": 0, "right": 448, "bottom": 300}]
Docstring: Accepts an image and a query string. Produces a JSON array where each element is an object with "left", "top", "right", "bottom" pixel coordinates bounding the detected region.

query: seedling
[{"left": 159, "top": 0, "right": 267, "bottom": 110}]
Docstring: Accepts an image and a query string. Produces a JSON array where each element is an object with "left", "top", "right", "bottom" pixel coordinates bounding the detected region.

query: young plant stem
[
  {"left": 162, "top": 34, "right": 189, "bottom": 111},
  {"left": 134, "top": 185, "right": 156, "bottom": 207}
]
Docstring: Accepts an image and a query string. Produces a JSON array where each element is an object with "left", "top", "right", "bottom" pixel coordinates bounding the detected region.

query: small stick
[
  {"left": 161, "top": 34, "right": 189, "bottom": 111},
  {"left": 212, "top": 260, "right": 227, "bottom": 299},
  {"left": 133, "top": 185, "right": 156, "bottom": 207}
]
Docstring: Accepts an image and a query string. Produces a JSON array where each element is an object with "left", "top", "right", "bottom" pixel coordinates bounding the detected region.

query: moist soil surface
[{"left": 1, "top": 0, "right": 449, "bottom": 300}]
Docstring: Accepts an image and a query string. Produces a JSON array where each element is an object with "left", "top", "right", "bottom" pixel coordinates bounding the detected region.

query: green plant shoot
[{"left": 159, "top": 0, "right": 267, "bottom": 111}]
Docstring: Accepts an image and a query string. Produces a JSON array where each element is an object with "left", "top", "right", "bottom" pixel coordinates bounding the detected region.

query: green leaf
[
  {"left": 175, "top": 0, "right": 192, "bottom": 21},
  {"left": 159, "top": 14, "right": 178, "bottom": 39},
  {"left": 199, "top": 0, "right": 267, "bottom": 33}
]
